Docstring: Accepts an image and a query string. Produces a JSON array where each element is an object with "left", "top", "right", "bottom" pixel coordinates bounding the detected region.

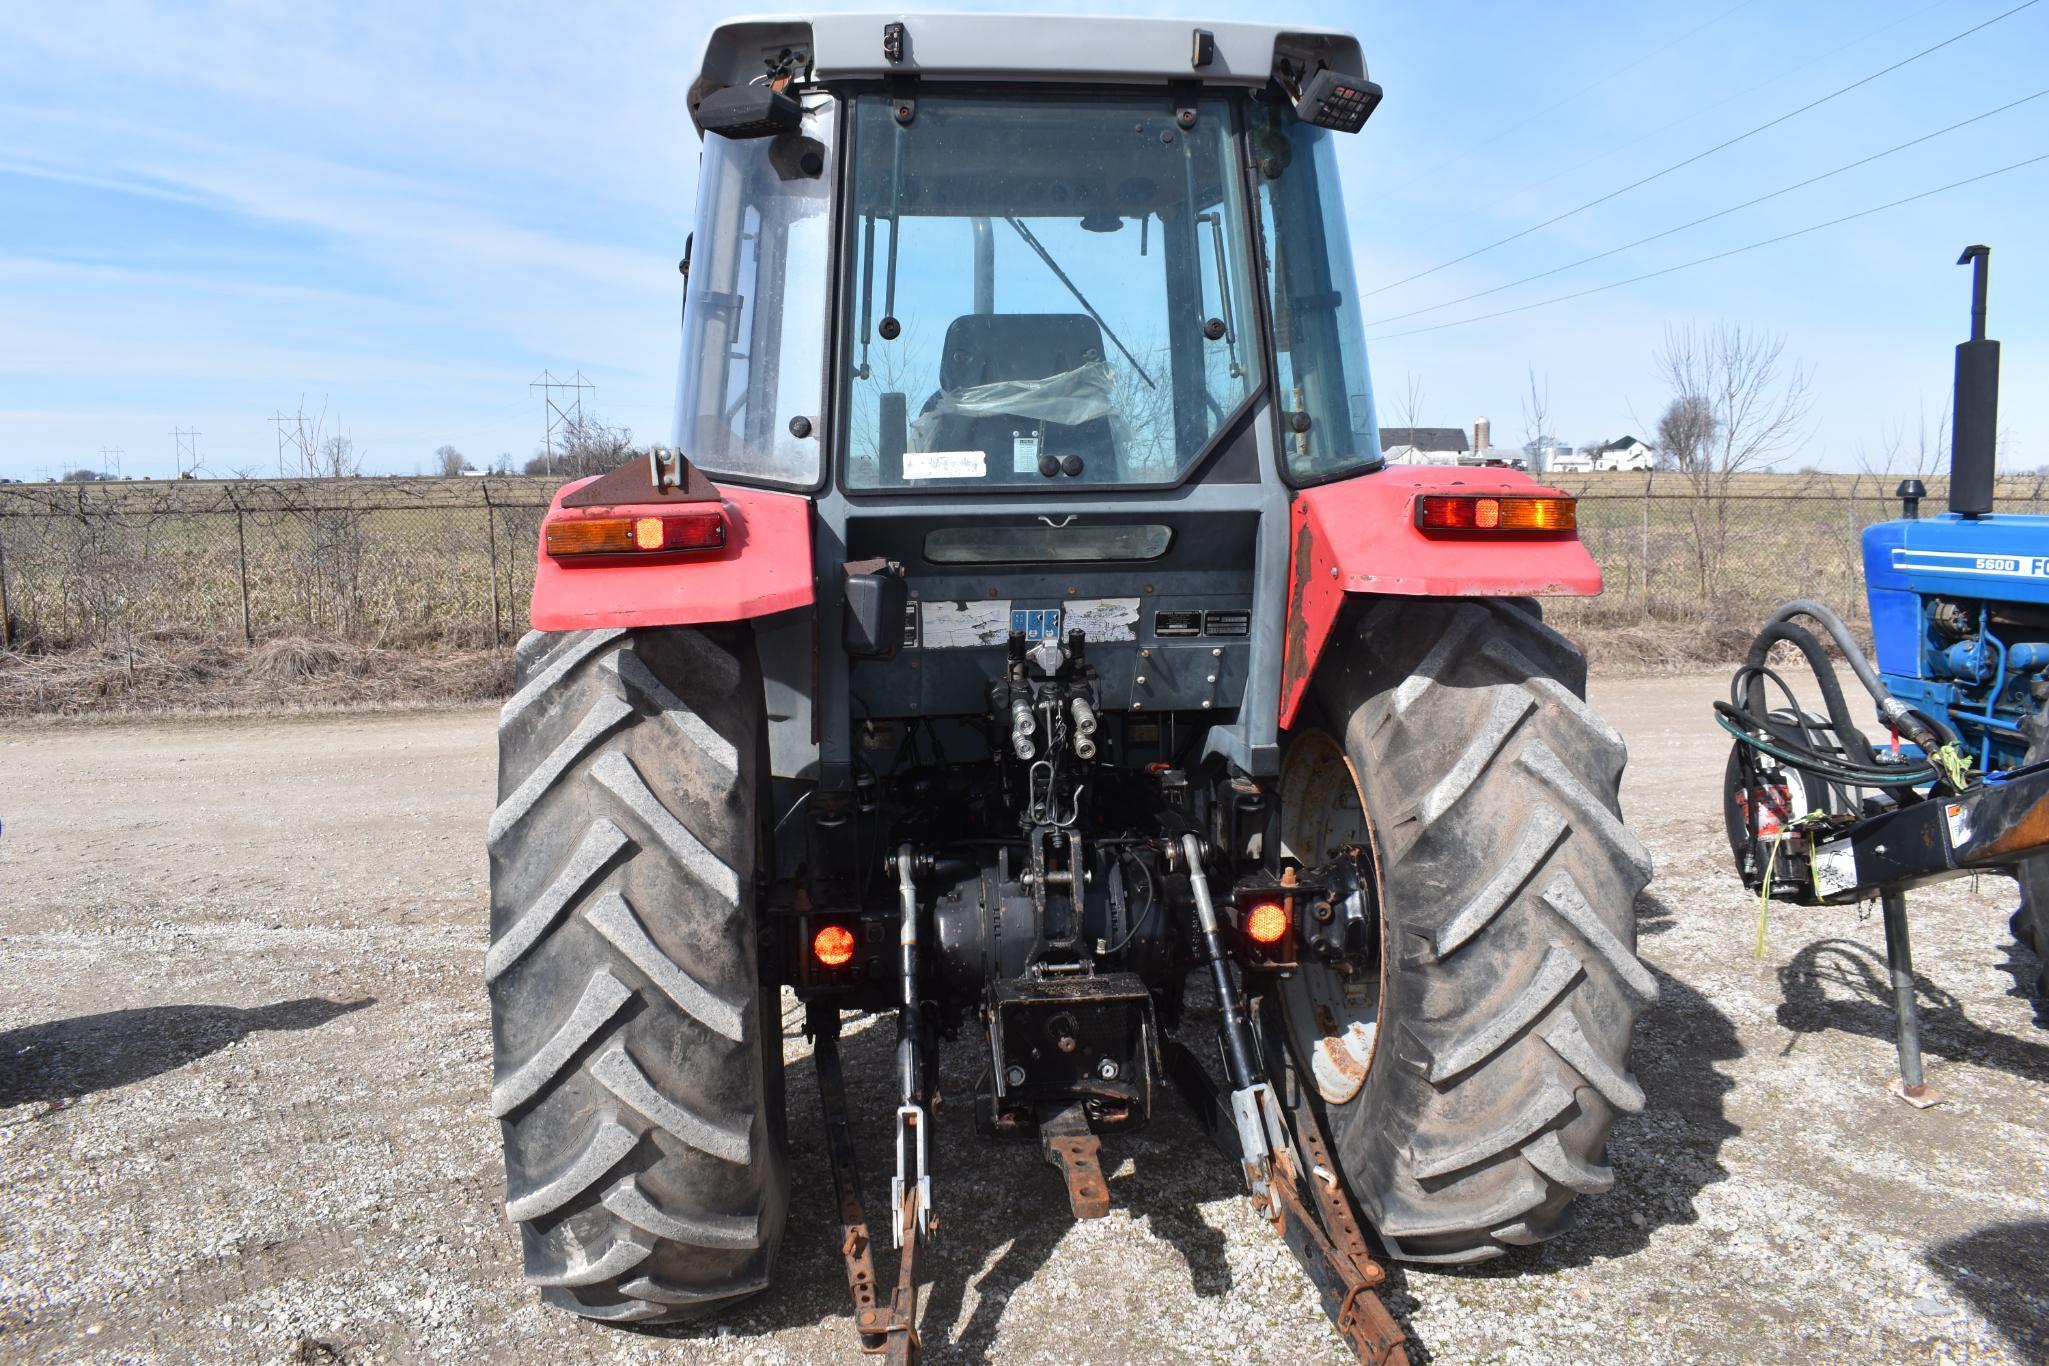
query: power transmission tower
[
  {"left": 530, "top": 370, "right": 595, "bottom": 475},
  {"left": 171, "top": 427, "right": 201, "bottom": 478},
  {"left": 271, "top": 408, "right": 314, "bottom": 477},
  {"left": 98, "top": 446, "right": 125, "bottom": 479}
]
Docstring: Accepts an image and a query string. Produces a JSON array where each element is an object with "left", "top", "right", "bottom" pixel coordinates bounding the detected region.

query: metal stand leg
[{"left": 1879, "top": 887, "right": 1938, "bottom": 1106}]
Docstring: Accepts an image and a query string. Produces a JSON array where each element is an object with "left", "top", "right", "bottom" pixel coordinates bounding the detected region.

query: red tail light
[
  {"left": 545, "top": 510, "right": 725, "bottom": 559},
  {"left": 1416, "top": 494, "right": 1576, "bottom": 534}
]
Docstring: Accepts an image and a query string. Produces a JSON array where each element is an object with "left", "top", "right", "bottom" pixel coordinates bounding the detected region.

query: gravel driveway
[{"left": 2, "top": 673, "right": 2044, "bottom": 1363}]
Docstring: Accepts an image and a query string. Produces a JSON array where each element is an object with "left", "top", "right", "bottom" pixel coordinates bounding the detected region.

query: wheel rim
[{"left": 1276, "top": 727, "right": 1385, "bottom": 1107}]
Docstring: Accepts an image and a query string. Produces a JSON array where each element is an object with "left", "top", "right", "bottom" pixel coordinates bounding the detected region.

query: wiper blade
[{"left": 1004, "top": 217, "right": 1155, "bottom": 389}]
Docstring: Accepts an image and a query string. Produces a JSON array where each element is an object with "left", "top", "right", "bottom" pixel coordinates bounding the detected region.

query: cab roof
[{"left": 696, "top": 13, "right": 1363, "bottom": 94}]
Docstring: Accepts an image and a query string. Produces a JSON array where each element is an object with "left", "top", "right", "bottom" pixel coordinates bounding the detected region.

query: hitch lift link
[{"left": 807, "top": 839, "right": 1410, "bottom": 1363}]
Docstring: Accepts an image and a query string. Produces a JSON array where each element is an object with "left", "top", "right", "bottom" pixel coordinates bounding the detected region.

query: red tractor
[{"left": 486, "top": 16, "right": 1650, "bottom": 1363}]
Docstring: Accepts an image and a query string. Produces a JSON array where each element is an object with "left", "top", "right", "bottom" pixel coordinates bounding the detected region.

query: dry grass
[
  {"left": 1565, "top": 620, "right": 1774, "bottom": 676},
  {"left": 0, "top": 630, "right": 512, "bottom": 719}
]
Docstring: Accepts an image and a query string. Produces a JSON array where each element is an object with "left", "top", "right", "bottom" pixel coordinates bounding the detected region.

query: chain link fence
[
  {"left": 8, "top": 475, "right": 2049, "bottom": 659},
  {"left": 0, "top": 478, "right": 556, "bottom": 652},
  {"left": 1545, "top": 483, "right": 2049, "bottom": 639}
]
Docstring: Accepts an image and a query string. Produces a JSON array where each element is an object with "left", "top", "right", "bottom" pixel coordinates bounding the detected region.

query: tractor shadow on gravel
[
  {"left": 643, "top": 1005, "right": 1268, "bottom": 1361},
  {"left": 1927, "top": 1218, "right": 2049, "bottom": 1360},
  {"left": 0, "top": 996, "right": 376, "bottom": 1109},
  {"left": 660, "top": 890, "right": 1744, "bottom": 1359},
  {"left": 1775, "top": 938, "right": 2049, "bottom": 1084}
]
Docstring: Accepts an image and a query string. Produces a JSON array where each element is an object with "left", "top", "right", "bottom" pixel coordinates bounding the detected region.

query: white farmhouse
[{"left": 1590, "top": 435, "right": 1654, "bottom": 472}]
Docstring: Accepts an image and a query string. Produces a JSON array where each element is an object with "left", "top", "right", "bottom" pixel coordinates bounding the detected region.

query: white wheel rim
[{"left": 1277, "top": 728, "right": 1384, "bottom": 1106}]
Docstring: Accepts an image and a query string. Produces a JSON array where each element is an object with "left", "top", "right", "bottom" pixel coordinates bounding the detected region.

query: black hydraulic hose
[
  {"left": 1764, "top": 599, "right": 1939, "bottom": 749},
  {"left": 1739, "top": 621, "right": 1877, "bottom": 763},
  {"left": 1730, "top": 662, "right": 1858, "bottom": 779},
  {"left": 1714, "top": 707, "right": 1937, "bottom": 786}
]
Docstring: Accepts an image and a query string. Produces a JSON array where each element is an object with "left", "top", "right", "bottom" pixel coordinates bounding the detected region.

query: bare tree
[
  {"left": 308, "top": 435, "right": 361, "bottom": 479},
  {"left": 1391, "top": 373, "right": 1425, "bottom": 433},
  {"left": 1519, "top": 365, "right": 1548, "bottom": 446},
  {"left": 1656, "top": 322, "right": 1812, "bottom": 604},
  {"left": 1857, "top": 405, "right": 1948, "bottom": 490},
  {"left": 434, "top": 444, "right": 470, "bottom": 478},
  {"left": 1655, "top": 394, "right": 1714, "bottom": 473},
  {"left": 525, "top": 412, "right": 633, "bottom": 479}
]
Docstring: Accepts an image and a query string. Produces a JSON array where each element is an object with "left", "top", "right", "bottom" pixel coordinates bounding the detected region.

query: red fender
[
  {"left": 529, "top": 477, "right": 815, "bottom": 632},
  {"left": 1278, "top": 466, "right": 1601, "bottom": 729}
]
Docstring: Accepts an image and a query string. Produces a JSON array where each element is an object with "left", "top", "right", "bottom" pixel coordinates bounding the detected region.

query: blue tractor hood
[{"left": 1864, "top": 511, "right": 2049, "bottom": 678}]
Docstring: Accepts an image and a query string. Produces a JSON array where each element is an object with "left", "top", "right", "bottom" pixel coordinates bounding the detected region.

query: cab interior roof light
[
  {"left": 544, "top": 510, "right": 726, "bottom": 559},
  {"left": 1415, "top": 494, "right": 1577, "bottom": 535}
]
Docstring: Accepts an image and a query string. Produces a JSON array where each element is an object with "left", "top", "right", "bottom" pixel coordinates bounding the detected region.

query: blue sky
[{"left": 2, "top": 1, "right": 2045, "bottom": 479}]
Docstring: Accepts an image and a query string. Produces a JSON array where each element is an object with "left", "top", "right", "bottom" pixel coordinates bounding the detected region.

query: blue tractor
[{"left": 1721, "top": 246, "right": 2047, "bottom": 1103}]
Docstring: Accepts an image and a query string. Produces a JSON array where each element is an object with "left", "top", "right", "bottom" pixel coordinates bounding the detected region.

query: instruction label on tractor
[
  {"left": 1812, "top": 841, "right": 1859, "bottom": 898},
  {"left": 1012, "top": 608, "right": 1062, "bottom": 641},
  {"left": 920, "top": 600, "right": 1012, "bottom": 648},
  {"left": 1065, "top": 598, "right": 1141, "bottom": 642},
  {"left": 1944, "top": 801, "right": 1972, "bottom": 848},
  {"left": 1012, "top": 433, "right": 1042, "bottom": 474},
  {"left": 901, "top": 449, "right": 986, "bottom": 480}
]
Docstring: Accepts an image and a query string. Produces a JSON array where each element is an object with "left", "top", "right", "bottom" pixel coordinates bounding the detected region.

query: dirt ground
[{"left": 2, "top": 673, "right": 2045, "bottom": 1364}]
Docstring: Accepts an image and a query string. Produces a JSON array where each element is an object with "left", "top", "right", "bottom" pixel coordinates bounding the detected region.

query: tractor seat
[{"left": 920, "top": 313, "right": 1121, "bottom": 483}]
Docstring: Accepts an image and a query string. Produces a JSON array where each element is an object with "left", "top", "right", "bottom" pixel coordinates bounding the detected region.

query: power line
[
  {"left": 1365, "top": 0, "right": 2042, "bottom": 298},
  {"left": 1499, "top": 0, "right": 1960, "bottom": 206},
  {"left": 1383, "top": 0, "right": 1757, "bottom": 198},
  {"left": 1368, "top": 150, "right": 2049, "bottom": 342},
  {"left": 1373, "top": 86, "right": 2049, "bottom": 327}
]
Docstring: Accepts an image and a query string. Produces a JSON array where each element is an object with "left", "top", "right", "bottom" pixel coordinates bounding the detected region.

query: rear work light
[
  {"left": 1245, "top": 901, "right": 1290, "bottom": 945},
  {"left": 1416, "top": 494, "right": 1577, "bottom": 534},
  {"left": 812, "top": 924, "right": 856, "bottom": 968},
  {"left": 544, "top": 510, "right": 725, "bottom": 559}
]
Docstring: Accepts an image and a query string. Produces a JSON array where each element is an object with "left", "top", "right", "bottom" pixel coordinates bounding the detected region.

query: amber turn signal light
[
  {"left": 812, "top": 924, "right": 856, "bottom": 968},
  {"left": 545, "top": 511, "right": 725, "bottom": 558},
  {"left": 1416, "top": 494, "right": 1576, "bottom": 533},
  {"left": 1245, "top": 901, "right": 1290, "bottom": 946}
]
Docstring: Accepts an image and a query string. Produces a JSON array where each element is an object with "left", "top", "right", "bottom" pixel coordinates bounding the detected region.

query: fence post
[
  {"left": 483, "top": 482, "right": 504, "bottom": 650},
  {"left": 0, "top": 511, "right": 12, "bottom": 650},
  {"left": 1638, "top": 468, "right": 1655, "bottom": 621},
  {"left": 236, "top": 509, "right": 253, "bottom": 644}
]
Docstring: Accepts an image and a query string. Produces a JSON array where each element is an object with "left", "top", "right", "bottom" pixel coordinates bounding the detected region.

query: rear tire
[
  {"left": 487, "top": 626, "right": 787, "bottom": 1322},
  {"left": 1278, "top": 598, "right": 1655, "bottom": 1263}
]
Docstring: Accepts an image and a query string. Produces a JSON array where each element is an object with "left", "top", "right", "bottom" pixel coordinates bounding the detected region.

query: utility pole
[
  {"left": 98, "top": 446, "right": 125, "bottom": 479},
  {"left": 171, "top": 428, "right": 201, "bottom": 478},
  {"left": 530, "top": 370, "right": 595, "bottom": 476}
]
